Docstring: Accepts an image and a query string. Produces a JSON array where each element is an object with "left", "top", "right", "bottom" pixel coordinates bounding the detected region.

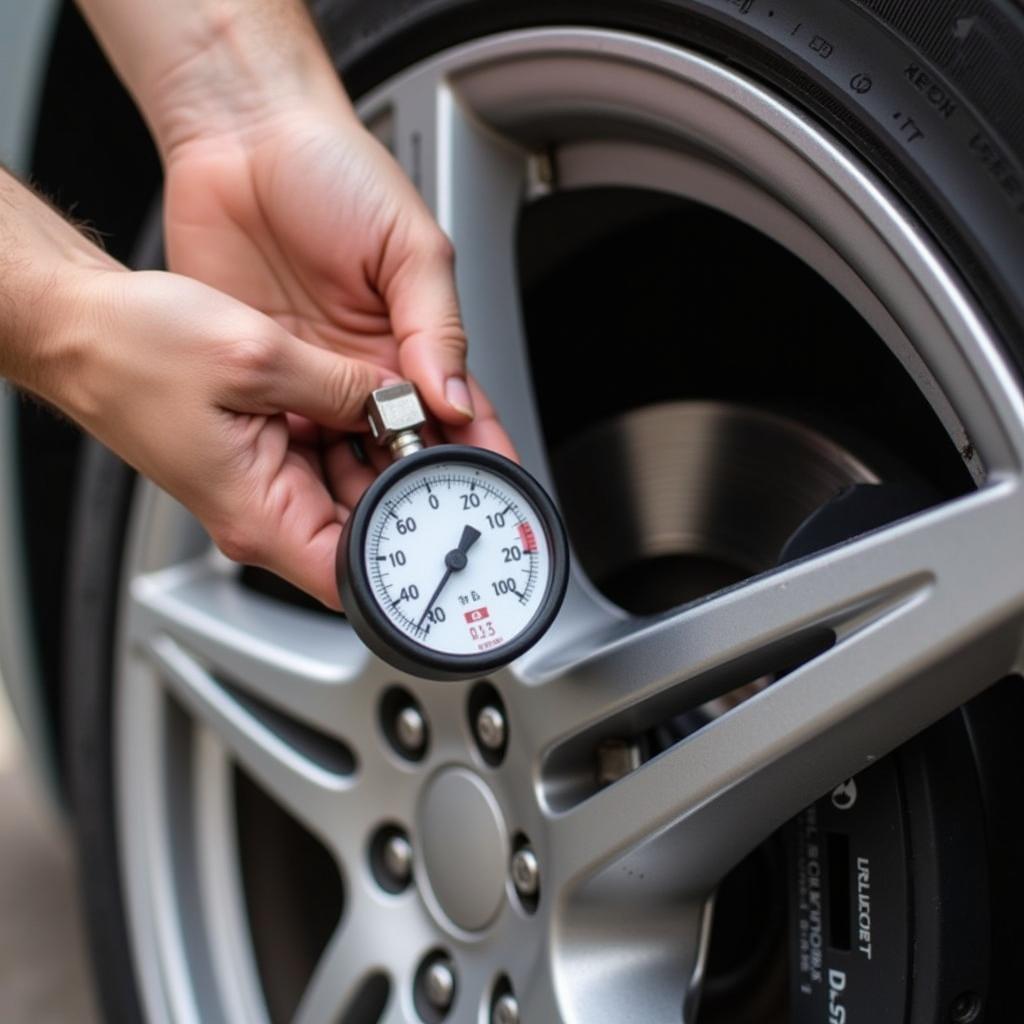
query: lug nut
[
  {"left": 468, "top": 684, "right": 508, "bottom": 765},
  {"left": 371, "top": 826, "right": 414, "bottom": 893},
  {"left": 511, "top": 847, "right": 540, "bottom": 899},
  {"left": 382, "top": 834, "right": 413, "bottom": 885},
  {"left": 423, "top": 960, "right": 456, "bottom": 1012},
  {"left": 476, "top": 705, "right": 507, "bottom": 751},
  {"left": 395, "top": 705, "right": 426, "bottom": 754},
  {"left": 381, "top": 689, "right": 430, "bottom": 761},
  {"left": 492, "top": 993, "right": 520, "bottom": 1024}
]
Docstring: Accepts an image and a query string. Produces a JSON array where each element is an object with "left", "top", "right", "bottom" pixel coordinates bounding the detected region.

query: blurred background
[
  {"left": 0, "top": 5, "right": 153, "bottom": 1020},
  {"left": 0, "top": 687, "right": 98, "bottom": 1022}
]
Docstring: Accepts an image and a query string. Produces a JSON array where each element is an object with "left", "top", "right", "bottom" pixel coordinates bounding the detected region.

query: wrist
[
  {"left": 23, "top": 262, "right": 123, "bottom": 424},
  {"left": 0, "top": 170, "right": 118, "bottom": 408},
  {"left": 137, "top": 2, "right": 354, "bottom": 159}
]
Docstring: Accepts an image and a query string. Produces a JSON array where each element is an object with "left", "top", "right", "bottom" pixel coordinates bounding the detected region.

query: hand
[
  {"left": 70, "top": 0, "right": 519, "bottom": 604},
  {"left": 60, "top": 268, "right": 390, "bottom": 607},
  {"left": 161, "top": 105, "right": 517, "bottom": 511}
]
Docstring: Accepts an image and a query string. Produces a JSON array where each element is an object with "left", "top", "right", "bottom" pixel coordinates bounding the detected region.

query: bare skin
[
  {"left": 0, "top": 170, "right": 395, "bottom": 605},
  {"left": 0, "top": 1, "right": 515, "bottom": 608}
]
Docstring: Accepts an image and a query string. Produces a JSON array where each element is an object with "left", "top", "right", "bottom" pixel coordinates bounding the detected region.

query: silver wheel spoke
[
  {"left": 379, "top": 65, "right": 550, "bottom": 480},
  {"left": 291, "top": 918, "right": 379, "bottom": 1024},
  {"left": 292, "top": 896, "right": 421, "bottom": 1024},
  {"left": 546, "top": 480, "right": 1024, "bottom": 891},
  {"left": 128, "top": 562, "right": 370, "bottom": 733},
  {"left": 376, "top": 1003, "right": 409, "bottom": 1024},
  {"left": 194, "top": 726, "right": 272, "bottom": 1024},
  {"left": 548, "top": 898, "right": 712, "bottom": 1024},
  {"left": 378, "top": 63, "right": 622, "bottom": 645},
  {"left": 531, "top": 481, "right": 1024, "bottom": 749},
  {"left": 114, "top": 28, "right": 1024, "bottom": 1024},
  {"left": 147, "top": 635, "right": 354, "bottom": 848}
]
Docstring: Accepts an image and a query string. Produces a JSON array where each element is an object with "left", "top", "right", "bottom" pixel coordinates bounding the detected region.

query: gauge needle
[{"left": 417, "top": 525, "right": 481, "bottom": 628}]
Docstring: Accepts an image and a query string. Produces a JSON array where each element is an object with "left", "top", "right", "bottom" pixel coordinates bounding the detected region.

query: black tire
[
  {"left": 64, "top": 3, "right": 1024, "bottom": 1022},
  {"left": 64, "top": 442, "right": 143, "bottom": 1023},
  {"left": 315, "top": 0, "right": 1024, "bottom": 371}
]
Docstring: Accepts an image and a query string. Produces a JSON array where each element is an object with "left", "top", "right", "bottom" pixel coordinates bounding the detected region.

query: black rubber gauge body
[{"left": 337, "top": 445, "right": 569, "bottom": 680}]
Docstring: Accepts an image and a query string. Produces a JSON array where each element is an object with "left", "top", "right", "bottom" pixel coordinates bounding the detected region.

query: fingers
[
  {"left": 272, "top": 332, "right": 390, "bottom": 428},
  {"left": 259, "top": 510, "right": 344, "bottom": 610},
  {"left": 324, "top": 436, "right": 377, "bottom": 510},
  {"left": 212, "top": 445, "right": 346, "bottom": 610},
  {"left": 441, "top": 376, "right": 519, "bottom": 461},
  {"left": 285, "top": 413, "right": 320, "bottom": 445},
  {"left": 376, "top": 229, "right": 519, "bottom": 457},
  {"left": 384, "top": 227, "right": 475, "bottom": 427},
  {"left": 222, "top": 324, "right": 388, "bottom": 430}
]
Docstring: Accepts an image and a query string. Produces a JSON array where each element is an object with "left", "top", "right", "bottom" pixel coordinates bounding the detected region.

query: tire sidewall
[
  {"left": 317, "top": 0, "right": 1024, "bottom": 368},
  {"left": 64, "top": 443, "right": 143, "bottom": 1023}
]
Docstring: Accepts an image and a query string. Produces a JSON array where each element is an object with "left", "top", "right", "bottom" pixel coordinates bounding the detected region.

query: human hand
[
  {"left": 59, "top": 268, "right": 391, "bottom": 607},
  {"left": 161, "top": 103, "right": 516, "bottom": 507},
  {"left": 71, "top": 0, "right": 519, "bottom": 597}
]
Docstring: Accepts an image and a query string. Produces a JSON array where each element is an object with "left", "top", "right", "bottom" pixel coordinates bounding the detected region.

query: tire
[
  {"left": 64, "top": 3, "right": 1024, "bottom": 1023},
  {"left": 316, "top": 0, "right": 1024, "bottom": 369},
  {"left": 65, "top": 443, "right": 142, "bottom": 1023}
]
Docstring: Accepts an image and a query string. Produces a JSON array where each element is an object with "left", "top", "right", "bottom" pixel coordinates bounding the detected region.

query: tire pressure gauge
[{"left": 336, "top": 382, "right": 569, "bottom": 680}]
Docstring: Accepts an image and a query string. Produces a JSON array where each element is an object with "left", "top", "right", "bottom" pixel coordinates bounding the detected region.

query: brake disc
[{"left": 554, "top": 405, "right": 1002, "bottom": 1023}]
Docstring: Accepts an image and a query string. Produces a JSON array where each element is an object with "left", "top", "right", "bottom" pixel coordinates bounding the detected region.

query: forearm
[
  {"left": 75, "top": 0, "right": 353, "bottom": 156},
  {"left": 0, "top": 169, "right": 117, "bottom": 405}
]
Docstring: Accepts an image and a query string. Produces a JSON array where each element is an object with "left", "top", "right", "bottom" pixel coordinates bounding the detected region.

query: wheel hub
[{"left": 418, "top": 768, "right": 509, "bottom": 932}]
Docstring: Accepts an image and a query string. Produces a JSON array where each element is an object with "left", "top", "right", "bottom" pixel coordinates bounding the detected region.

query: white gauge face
[{"left": 363, "top": 461, "right": 554, "bottom": 657}]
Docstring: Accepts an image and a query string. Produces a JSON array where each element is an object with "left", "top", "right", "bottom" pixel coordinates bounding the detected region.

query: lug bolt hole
[
  {"left": 510, "top": 833, "right": 540, "bottom": 912},
  {"left": 369, "top": 823, "right": 413, "bottom": 893},
  {"left": 381, "top": 686, "right": 429, "bottom": 761},
  {"left": 491, "top": 976, "right": 519, "bottom": 1024},
  {"left": 468, "top": 681, "right": 508, "bottom": 766},
  {"left": 414, "top": 950, "right": 456, "bottom": 1022}
]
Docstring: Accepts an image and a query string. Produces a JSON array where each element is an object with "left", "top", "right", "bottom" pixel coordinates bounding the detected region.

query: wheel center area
[{"left": 418, "top": 768, "right": 508, "bottom": 932}]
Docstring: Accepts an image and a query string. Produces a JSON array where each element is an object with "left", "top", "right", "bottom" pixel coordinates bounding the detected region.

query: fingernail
[
  {"left": 381, "top": 376, "right": 402, "bottom": 387},
  {"left": 445, "top": 376, "right": 475, "bottom": 419}
]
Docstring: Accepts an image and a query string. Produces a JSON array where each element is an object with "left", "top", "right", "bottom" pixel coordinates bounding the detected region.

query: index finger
[{"left": 439, "top": 375, "right": 519, "bottom": 461}]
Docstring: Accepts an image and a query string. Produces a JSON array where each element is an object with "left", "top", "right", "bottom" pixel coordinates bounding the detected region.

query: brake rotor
[
  {"left": 553, "top": 401, "right": 878, "bottom": 616},
  {"left": 554, "top": 401, "right": 877, "bottom": 721},
  {"left": 554, "top": 401, "right": 997, "bottom": 1023}
]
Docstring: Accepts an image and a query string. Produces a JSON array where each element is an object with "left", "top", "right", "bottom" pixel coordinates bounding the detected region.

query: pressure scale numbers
[
  {"left": 364, "top": 462, "right": 553, "bottom": 657},
  {"left": 336, "top": 382, "right": 568, "bottom": 680}
]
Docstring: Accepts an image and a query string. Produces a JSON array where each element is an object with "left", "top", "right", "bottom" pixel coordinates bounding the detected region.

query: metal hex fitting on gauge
[{"left": 366, "top": 381, "right": 428, "bottom": 460}]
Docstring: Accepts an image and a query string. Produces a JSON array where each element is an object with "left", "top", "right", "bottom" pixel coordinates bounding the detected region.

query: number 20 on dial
[{"left": 336, "top": 446, "right": 569, "bottom": 680}]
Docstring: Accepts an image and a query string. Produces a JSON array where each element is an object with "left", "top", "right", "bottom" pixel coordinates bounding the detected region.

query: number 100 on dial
[{"left": 336, "top": 446, "right": 569, "bottom": 680}]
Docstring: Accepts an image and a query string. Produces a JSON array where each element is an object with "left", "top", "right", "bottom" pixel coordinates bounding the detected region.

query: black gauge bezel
[{"left": 336, "top": 445, "right": 569, "bottom": 681}]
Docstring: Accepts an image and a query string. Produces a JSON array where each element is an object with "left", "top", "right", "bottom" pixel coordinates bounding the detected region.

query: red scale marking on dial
[{"left": 518, "top": 521, "right": 538, "bottom": 553}]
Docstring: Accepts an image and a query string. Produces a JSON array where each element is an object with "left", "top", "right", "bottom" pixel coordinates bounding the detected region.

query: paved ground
[{"left": 0, "top": 694, "right": 100, "bottom": 1023}]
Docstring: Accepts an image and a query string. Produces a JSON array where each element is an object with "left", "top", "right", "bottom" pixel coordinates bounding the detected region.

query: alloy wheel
[{"left": 115, "top": 29, "right": 1024, "bottom": 1023}]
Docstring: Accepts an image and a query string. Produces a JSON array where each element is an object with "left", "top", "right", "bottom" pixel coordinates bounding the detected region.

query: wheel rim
[{"left": 114, "top": 28, "right": 1024, "bottom": 1024}]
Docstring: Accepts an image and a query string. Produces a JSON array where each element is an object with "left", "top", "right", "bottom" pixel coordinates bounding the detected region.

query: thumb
[
  {"left": 229, "top": 328, "right": 388, "bottom": 429},
  {"left": 385, "top": 228, "right": 474, "bottom": 426}
]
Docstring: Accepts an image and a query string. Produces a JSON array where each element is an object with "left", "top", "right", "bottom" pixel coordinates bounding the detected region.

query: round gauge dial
[{"left": 337, "top": 446, "right": 568, "bottom": 679}]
